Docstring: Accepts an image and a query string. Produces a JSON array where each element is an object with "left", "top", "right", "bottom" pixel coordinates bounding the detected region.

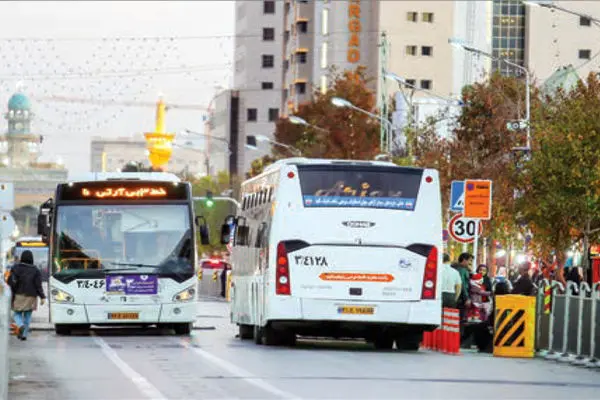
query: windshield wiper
[{"left": 107, "top": 262, "right": 159, "bottom": 270}]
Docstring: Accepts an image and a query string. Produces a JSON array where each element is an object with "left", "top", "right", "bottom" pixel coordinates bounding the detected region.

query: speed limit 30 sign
[{"left": 448, "top": 213, "right": 483, "bottom": 244}]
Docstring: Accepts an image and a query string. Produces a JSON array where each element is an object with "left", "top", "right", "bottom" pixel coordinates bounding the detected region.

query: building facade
[
  {"left": 90, "top": 137, "right": 206, "bottom": 176},
  {"left": 282, "top": 0, "right": 380, "bottom": 111},
  {"left": 233, "top": 0, "right": 284, "bottom": 174},
  {"left": 525, "top": 0, "right": 600, "bottom": 82},
  {"left": 204, "top": 89, "right": 241, "bottom": 177}
]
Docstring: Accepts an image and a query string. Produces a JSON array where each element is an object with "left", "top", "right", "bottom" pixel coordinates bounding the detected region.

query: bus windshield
[
  {"left": 52, "top": 204, "right": 193, "bottom": 278},
  {"left": 298, "top": 165, "right": 423, "bottom": 211}
]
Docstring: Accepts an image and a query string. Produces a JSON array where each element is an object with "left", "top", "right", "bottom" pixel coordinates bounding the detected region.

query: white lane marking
[
  {"left": 92, "top": 334, "right": 168, "bottom": 400},
  {"left": 180, "top": 340, "right": 301, "bottom": 399}
]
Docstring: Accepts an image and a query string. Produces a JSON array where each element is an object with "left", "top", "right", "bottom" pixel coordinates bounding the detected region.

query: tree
[
  {"left": 246, "top": 154, "right": 278, "bottom": 179},
  {"left": 272, "top": 66, "right": 381, "bottom": 160},
  {"left": 517, "top": 72, "right": 600, "bottom": 267}
]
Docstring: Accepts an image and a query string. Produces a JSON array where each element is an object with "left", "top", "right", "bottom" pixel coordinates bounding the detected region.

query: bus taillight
[
  {"left": 421, "top": 246, "right": 438, "bottom": 300},
  {"left": 276, "top": 242, "right": 291, "bottom": 295}
]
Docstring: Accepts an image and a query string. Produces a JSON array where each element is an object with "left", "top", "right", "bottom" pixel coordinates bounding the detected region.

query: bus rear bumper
[
  {"left": 50, "top": 302, "right": 196, "bottom": 325},
  {"left": 269, "top": 297, "right": 442, "bottom": 326}
]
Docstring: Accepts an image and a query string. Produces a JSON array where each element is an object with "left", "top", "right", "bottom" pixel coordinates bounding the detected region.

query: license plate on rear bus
[
  {"left": 338, "top": 306, "right": 374, "bottom": 315},
  {"left": 108, "top": 312, "right": 139, "bottom": 320}
]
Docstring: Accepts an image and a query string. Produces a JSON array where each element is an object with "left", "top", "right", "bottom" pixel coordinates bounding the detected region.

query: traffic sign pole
[{"left": 473, "top": 228, "right": 479, "bottom": 272}]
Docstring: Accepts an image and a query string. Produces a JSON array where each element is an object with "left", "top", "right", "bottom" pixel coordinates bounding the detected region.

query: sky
[{"left": 0, "top": 1, "right": 235, "bottom": 172}]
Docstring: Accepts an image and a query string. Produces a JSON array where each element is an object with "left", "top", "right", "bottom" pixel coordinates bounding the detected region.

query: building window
[
  {"left": 297, "top": 21, "right": 308, "bottom": 33},
  {"left": 320, "top": 42, "right": 328, "bottom": 68},
  {"left": 405, "top": 79, "right": 416, "bottom": 87},
  {"left": 580, "top": 16, "right": 591, "bottom": 26},
  {"left": 283, "top": 59, "right": 289, "bottom": 71},
  {"left": 422, "top": 12, "right": 434, "bottom": 23},
  {"left": 421, "top": 46, "right": 433, "bottom": 56},
  {"left": 297, "top": 51, "right": 307, "bottom": 64},
  {"left": 407, "top": 12, "right": 418, "bottom": 22},
  {"left": 296, "top": 82, "right": 306, "bottom": 94},
  {"left": 263, "top": 27, "right": 275, "bottom": 41},
  {"left": 420, "top": 80, "right": 432, "bottom": 90},
  {"left": 322, "top": 8, "right": 329, "bottom": 35},
  {"left": 247, "top": 108, "right": 257, "bottom": 122},
  {"left": 262, "top": 82, "right": 274, "bottom": 90},
  {"left": 268, "top": 108, "right": 279, "bottom": 122},
  {"left": 284, "top": 30, "right": 290, "bottom": 43},
  {"left": 406, "top": 45, "right": 417, "bottom": 56},
  {"left": 263, "top": 0, "right": 275, "bottom": 14},
  {"left": 579, "top": 49, "right": 591, "bottom": 59},
  {"left": 262, "top": 54, "right": 274, "bottom": 68},
  {"left": 320, "top": 76, "right": 327, "bottom": 94}
]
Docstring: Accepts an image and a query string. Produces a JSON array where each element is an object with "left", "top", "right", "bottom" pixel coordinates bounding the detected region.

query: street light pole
[
  {"left": 246, "top": 135, "right": 302, "bottom": 157},
  {"left": 449, "top": 39, "right": 532, "bottom": 150},
  {"left": 183, "top": 129, "right": 232, "bottom": 176},
  {"left": 330, "top": 97, "right": 395, "bottom": 154}
]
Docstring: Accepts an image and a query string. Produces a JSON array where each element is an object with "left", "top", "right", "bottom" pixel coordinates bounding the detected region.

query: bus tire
[
  {"left": 54, "top": 324, "right": 71, "bottom": 336},
  {"left": 373, "top": 334, "right": 394, "bottom": 350},
  {"left": 239, "top": 324, "right": 253, "bottom": 340},
  {"left": 253, "top": 325, "right": 263, "bottom": 345},
  {"left": 173, "top": 323, "right": 192, "bottom": 336},
  {"left": 261, "top": 324, "right": 281, "bottom": 346},
  {"left": 395, "top": 333, "right": 421, "bottom": 351}
]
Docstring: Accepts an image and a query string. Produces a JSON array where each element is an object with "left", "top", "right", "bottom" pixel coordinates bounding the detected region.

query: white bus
[
  {"left": 37, "top": 172, "right": 208, "bottom": 335},
  {"left": 222, "top": 158, "right": 443, "bottom": 350}
]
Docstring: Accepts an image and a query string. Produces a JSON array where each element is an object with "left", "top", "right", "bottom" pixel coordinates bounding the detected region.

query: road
[{"left": 7, "top": 300, "right": 600, "bottom": 400}]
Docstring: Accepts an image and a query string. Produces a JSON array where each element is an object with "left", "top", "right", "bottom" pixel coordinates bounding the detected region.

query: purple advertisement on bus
[{"left": 106, "top": 274, "right": 158, "bottom": 295}]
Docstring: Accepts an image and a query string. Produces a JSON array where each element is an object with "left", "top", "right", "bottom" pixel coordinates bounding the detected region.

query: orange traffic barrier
[{"left": 442, "top": 308, "right": 461, "bottom": 355}]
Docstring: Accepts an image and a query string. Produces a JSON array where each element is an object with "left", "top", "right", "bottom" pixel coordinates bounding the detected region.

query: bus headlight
[
  {"left": 173, "top": 286, "right": 196, "bottom": 302},
  {"left": 50, "top": 287, "right": 75, "bottom": 303}
]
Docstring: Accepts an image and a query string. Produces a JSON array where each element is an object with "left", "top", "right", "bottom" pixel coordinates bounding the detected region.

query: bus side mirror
[
  {"left": 220, "top": 224, "right": 231, "bottom": 245},
  {"left": 195, "top": 216, "right": 210, "bottom": 246},
  {"left": 37, "top": 214, "right": 49, "bottom": 239}
]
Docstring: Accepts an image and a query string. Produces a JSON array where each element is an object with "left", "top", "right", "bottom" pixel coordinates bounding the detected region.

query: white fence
[
  {"left": 0, "top": 280, "right": 11, "bottom": 399},
  {"left": 536, "top": 279, "right": 600, "bottom": 368}
]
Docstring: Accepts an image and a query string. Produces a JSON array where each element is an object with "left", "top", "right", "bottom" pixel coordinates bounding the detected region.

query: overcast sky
[{"left": 0, "top": 1, "right": 235, "bottom": 172}]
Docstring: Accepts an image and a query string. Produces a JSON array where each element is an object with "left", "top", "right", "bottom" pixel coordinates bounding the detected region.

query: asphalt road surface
[{"left": 8, "top": 300, "right": 600, "bottom": 399}]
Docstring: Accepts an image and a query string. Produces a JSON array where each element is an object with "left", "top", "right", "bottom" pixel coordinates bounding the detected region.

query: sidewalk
[{"left": 26, "top": 296, "right": 228, "bottom": 331}]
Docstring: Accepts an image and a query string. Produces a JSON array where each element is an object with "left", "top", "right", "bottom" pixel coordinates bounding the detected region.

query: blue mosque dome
[{"left": 8, "top": 93, "right": 31, "bottom": 111}]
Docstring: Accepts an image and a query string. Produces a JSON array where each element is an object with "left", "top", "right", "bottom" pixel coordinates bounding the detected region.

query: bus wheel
[
  {"left": 261, "top": 324, "right": 281, "bottom": 346},
  {"left": 373, "top": 334, "right": 394, "bottom": 350},
  {"left": 395, "top": 333, "right": 421, "bottom": 351},
  {"left": 173, "top": 323, "right": 192, "bottom": 336},
  {"left": 253, "top": 325, "right": 263, "bottom": 345},
  {"left": 55, "top": 324, "right": 71, "bottom": 336},
  {"left": 239, "top": 324, "right": 253, "bottom": 340}
]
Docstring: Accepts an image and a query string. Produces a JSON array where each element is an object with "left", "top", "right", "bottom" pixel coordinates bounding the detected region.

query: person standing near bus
[
  {"left": 8, "top": 250, "right": 46, "bottom": 341},
  {"left": 441, "top": 254, "right": 461, "bottom": 308}
]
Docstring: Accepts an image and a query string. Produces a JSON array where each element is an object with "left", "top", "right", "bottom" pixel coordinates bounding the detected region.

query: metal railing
[
  {"left": 536, "top": 279, "right": 600, "bottom": 368},
  {"left": 0, "top": 280, "right": 11, "bottom": 400}
]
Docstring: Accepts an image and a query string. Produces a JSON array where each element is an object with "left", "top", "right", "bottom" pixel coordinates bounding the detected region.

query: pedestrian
[
  {"left": 452, "top": 252, "right": 473, "bottom": 347},
  {"left": 512, "top": 262, "right": 536, "bottom": 296},
  {"left": 7, "top": 250, "right": 46, "bottom": 341},
  {"left": 220, "top": 261, "right": 231, "bottom": 298},
  {"left": 441, "top": 253, "right": 462, "bottom": 308}
]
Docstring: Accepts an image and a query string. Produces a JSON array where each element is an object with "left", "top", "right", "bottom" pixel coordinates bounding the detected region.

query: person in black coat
[{"left": 8, "top": 250, "right": 46, "bottom": 340}]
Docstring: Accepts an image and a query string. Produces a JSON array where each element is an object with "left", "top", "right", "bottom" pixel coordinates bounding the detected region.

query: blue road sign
[{"left": 450, "top": 181, "right": 465, "bottom": 212}]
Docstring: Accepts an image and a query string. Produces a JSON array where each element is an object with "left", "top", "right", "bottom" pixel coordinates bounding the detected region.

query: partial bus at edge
[
  {"left": 224, "top": 158, "right": 443, "bottom": 350},
  {"left": 37, "top": 173, "right": 201, "bottom": 335}
]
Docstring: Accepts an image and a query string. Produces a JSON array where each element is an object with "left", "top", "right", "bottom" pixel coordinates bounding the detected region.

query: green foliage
[{"left": 517, "top": 72, "right": 600, "bottom": 262}]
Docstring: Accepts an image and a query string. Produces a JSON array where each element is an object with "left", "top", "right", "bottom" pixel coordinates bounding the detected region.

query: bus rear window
[{"left": 297, "top": 165, "right": 423, "bottom": 211}]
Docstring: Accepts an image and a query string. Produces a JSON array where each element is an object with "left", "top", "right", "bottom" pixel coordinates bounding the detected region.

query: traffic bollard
[
  {"left": 573, "top": 282, "right": 592, "bottom": 366},
  {"left": 545, "top": 281, "right": 565, "bottom": 360}
]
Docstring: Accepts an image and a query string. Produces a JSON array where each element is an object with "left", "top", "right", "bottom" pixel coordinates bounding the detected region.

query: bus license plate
[
  {"left": 108, "top": 312, "right": 139, "bottom": 320},
  {"left": 338, "top": 306, "right": 374, "bottom": 315}
]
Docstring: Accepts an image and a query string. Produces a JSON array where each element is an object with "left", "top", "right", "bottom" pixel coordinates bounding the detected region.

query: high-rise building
[
  {"left": 204, "top": 89, "right": 241, "bottom": 177},
  {"left": 233, "top": 0, "right": 284, "bottom": 174},
  {"left": 525, "top": 0, "right": 600, "bottom": 82},
  {"left": 282, "top": 0, "right": 380, "bottom": 112}
]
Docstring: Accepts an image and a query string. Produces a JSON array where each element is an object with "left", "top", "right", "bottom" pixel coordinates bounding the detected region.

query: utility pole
[{"left": 378, "top": 31, "right": 391, "bottom": 154}]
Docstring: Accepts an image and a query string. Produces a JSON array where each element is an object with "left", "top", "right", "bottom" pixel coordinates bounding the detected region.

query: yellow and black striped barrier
[
  {"left": 226, "top": 271, "right": 232, "bottom": 302},
  {"left": 197, "top": 269, "right": 202, "bottom": 281},
  {"left": 212, "top": 270, "right": 218, "bottom": 282},
  {"left": 493, "top": 295, "right": 536, "bottom": 358}
]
